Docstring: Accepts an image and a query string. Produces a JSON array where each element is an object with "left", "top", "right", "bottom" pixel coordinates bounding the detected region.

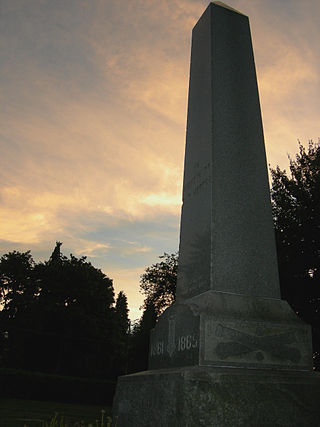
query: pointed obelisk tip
[{"left": 212, "top": 1, "right": 247, "bottom": 16}]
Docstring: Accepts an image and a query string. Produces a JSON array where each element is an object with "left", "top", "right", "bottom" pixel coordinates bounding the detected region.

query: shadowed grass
[{"left": 0, "top": 398, "right": 112, "bottom": 426}]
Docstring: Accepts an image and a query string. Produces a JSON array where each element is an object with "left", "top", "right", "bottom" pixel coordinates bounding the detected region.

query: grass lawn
[{"left": 0, "top": 398, "right": 112, "bottom": 426}]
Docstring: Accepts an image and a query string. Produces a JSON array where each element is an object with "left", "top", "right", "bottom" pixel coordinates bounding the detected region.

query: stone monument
[{"left": 113, "top": 2, "right": 320, "bottom": 425}]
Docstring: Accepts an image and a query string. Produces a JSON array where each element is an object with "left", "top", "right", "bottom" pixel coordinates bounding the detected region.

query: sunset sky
[{"left": 1, "top": 0, "right": 319, "bottom": 320}]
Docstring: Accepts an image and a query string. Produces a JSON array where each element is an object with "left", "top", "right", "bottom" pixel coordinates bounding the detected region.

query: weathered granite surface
[
  {"left": 176, "top": 1, "right": 280, "bottom": 301},
  {"left": 149, "top": 291, "right": 312, "bottom": 371},
  {"left": 113, "top": 367, "right": 320, "bottom": 426}
]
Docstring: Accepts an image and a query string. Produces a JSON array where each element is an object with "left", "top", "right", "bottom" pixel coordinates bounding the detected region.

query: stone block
[
  {"left": 149, "top": 291, "right": 312, "bottom": 371},
  {"left": 112, "top": 367, "right": 320, "bottom": 426}
]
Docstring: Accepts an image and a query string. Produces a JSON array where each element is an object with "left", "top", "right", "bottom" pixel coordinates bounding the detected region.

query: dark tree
[
  {"left": 0, "top": 243, "right": 117, "bottom": 378},
  {"left": 114, "top": 291, "right": 130, "bottom": 375},
  {"left": 128, "top": 253, "right": 178, "bottom": 373},
  {"left": 128, "top": 302, "right": 157, "bottom": 373},
  {"left": 270, "top": 140, "right": 320, "bottom": 368},
  {"left": 0, "top": 250, "right": 38, "bottom": 369},
  {"left": 140, "top": 252, "right": 178, "bottom": 317},
  {"left": 0, "top": 250, "right": 37, "bottom": 314},
  {"left": 115, "top": 291, "right": 130, "bottom": 336},
  {"left": 49, "top": 241, "right": 63, "bottom": 265}
]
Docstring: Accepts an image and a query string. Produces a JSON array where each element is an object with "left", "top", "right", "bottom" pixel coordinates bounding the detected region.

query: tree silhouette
[
  {"left": 271, "top": 140, "right": 320, "bottom": 369},
  {"left": 129, "top": 302, "right": 157, "bottom": 373},
  {"left": 0, "top": 243, "right": 117, "bottom": 378},
  {"left": 114, "top": 291, "right": 130, "bottom": 375},
  {"left": 127, "top": 254, "right": 178, "bottom": 373},
  {"left": 140, "top": 252, "right": 178, "bottom": 317}
]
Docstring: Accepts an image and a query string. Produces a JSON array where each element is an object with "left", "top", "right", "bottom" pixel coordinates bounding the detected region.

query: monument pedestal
[
  {"left": 113, "top": 291, "right": 320, "bottom": 426},
  {"left": 148, "top": 291, "right": 312, "bottom": 372},
  {"left": 113, "top": 366, "right": 320, "bottom": 426}
]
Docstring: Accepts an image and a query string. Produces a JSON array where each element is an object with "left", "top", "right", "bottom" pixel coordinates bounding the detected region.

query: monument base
[
  {"left": 112, "top": 366, "right": 320, "bottom": 426},
  {"left": 149, "top": 291, "right": 313, "bottom": 371}
]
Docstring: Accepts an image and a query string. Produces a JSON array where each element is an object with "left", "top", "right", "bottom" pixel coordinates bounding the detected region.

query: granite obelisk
[
  {"left": 177, "top": 0, "right": 280, "bottom": 301},
  {"left": 113, "top": 3, "right": 320, "bottom": 425}
]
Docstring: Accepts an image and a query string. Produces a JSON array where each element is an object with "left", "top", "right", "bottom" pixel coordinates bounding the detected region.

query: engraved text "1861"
[{"left": 150, "top": 341, "right": 164, "bottom": 356}]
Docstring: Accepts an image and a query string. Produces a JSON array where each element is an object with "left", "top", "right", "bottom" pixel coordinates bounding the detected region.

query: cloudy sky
[{"left": 1, "top": 0, "right": 319, "bottom": 320}]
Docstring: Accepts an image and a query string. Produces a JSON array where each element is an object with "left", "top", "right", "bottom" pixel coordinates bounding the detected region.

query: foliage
[
  {"left": 270, "top": 140, "right": 320, "bottom": 368},
  {"left": 114, "top": 291, "right": 130, "bottom": 375},
  {"left": 128, "top": 302, "right": 157, "bottom": 373},
  {"left": 0, "top": 250, "right": 37, "bottom": 319},
  {"left": 0, "top": 243, "right": 119, "bottom": 378},
  {"left": 115, "top": 291, "right": 130, "bottom": 337},
  {"left": 126, "top": 253, "right": 178, "bottom": 372},
  {"left": 140, "top": 252, "right": 178, "bottom": 317}
]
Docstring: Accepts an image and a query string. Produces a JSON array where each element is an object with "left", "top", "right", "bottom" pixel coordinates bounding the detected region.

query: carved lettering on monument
[
  {"left": 177, "top": 335, "right": 198, "bottom": 351},
  {"left": 180, "top": 230, "right": 211, "bottom": 298},
  {"left": 167, "top": 316, "right": 176, "bottom": 357},
  {"left": 150, "top": 341, "right": 164, "bottom": 356},
  {"left": 183, "top": 162, "right": 211, "bottom": 201},
  {"left": 149, "top": 306, "right": 200, "bottom": 368},
  {"left": 215, "top": 324, "right": 301, "bottom": 363}
]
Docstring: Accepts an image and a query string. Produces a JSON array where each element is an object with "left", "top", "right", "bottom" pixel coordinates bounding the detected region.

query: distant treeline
[
  {"left": 0, "top": 243, "right": 171, "bottom": 383},
  {"left": 0, "top": 238, "right": 177, "bottom": 404}
]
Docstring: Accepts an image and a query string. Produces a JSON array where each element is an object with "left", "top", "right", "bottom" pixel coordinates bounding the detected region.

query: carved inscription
[
  {"left": 179, "top": 230, "right": 211, "bottom": 299},
  {"left": 203, "top": 319, "right": 312, "bottom": 369},
  {"left": 150, "top": 335, "right": 198, "bottom": 358},
  {"left": 148, "top": 304, "right": 200, "bottom": 369},
  {"left": 167, "top": 317, "right": 176, "bottom": 357},
  {"left": 214, "top": 323, "right": 301, "bottom": 363},
  {"left": 177, "top": 335, "right": 198, "bottom": 351},
  {"left": 150, "top": 341, "right": 164, "bottom": 356},
  {"left": 183, "top": 162, "right": 211, "bottom": 200}
]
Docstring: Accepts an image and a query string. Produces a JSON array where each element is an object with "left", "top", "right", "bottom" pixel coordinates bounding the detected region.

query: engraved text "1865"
[{"left": 177, "top": 335, "right": 198, "bottom": 351}]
